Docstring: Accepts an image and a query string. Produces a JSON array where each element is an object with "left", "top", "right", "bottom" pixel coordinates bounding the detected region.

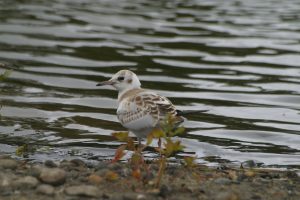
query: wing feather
[{"left": 117, "top": 92, "right": 181, "bottom": 131}]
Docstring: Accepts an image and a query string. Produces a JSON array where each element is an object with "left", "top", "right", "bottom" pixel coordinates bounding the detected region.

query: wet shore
[{"left": 0, "top": 154, "right": 299, "bottom": 200}]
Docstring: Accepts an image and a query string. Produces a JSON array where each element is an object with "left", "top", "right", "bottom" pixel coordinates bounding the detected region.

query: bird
[{"left": 96, "top": 70, "right": 184, "bottom": 143}]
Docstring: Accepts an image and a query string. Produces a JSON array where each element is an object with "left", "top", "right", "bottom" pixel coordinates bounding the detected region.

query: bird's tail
[{"left": 176, "top": 109, "right": 208, "bottom": 116}]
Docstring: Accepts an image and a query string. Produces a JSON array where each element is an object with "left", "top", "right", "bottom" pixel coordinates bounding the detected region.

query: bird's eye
[{"left": 117, "top": 76, "right": 125, "bottom": 81}]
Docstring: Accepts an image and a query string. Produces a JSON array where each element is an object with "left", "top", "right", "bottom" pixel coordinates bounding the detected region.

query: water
[{"left": 0, "top": 0, "right": 300, "bottom": 167}]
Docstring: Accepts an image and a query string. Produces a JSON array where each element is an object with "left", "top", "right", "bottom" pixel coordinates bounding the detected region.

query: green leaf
[
  {"left": 164, "top": 139, "right": 184, "bottom": 157},
  {"left": 130, "top": 152, "right": 144, "bottom": 166},
  {"left": 173, "top": 126, "right": 185, "bottom": 136},
  {"left": 146, "top": 133, "right": 153, "bottom": 145},
  {"left": 152, "top": 129, "right": 166, "bottom": 138}
]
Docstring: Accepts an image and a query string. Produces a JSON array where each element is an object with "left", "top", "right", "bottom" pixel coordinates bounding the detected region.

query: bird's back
[{"left": 117, "top": 89, "right": 183, "bottom": 137}]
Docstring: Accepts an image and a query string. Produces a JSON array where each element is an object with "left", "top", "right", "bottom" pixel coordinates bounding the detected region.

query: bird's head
[{"left": 96, "top": 70, "right": 141, "bottom": 92}]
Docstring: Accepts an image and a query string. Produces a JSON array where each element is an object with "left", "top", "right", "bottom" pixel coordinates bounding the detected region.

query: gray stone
[
  {"left": 159, "top": 184, "right": 171, "bottom": 198},
  {"left": 39, "top": 168, "right": 66, "bottom": 186},
  {"left": 0, "top": 155, "right": 11, "bottom": 159},
  {"left": 13, "top": 176, "right": 39, "bottom": 189},
  {"left": 0, "top": 159, "right": 18, "bottom": 170},
  {"left": 215, "top": 191, "right": 239, "bottom": 200},
  {"left": 0, "top": 174, "right": 12, "bottom": 187},
  {"left": 123, "top": 194, "right": 137, "bottom": 200},
  {"left": 70, "top": 159, "right": 86, "bottom": 167},
  {"left": 36, "top": 184, "right": 55, "bottom": 195},
  {"left": 44, "top": 160, "right": 57, "bottom": 168},
  {"left": 214, "top": 177, "right": 232, "bottom": 185},
  {"left": 65, "top": 185, "right": 100, "bottom": 197},
  {"left": 137, "top": 194, "right": 146, "bottom": 200},
  {"left": 30, "top": 165, "right": 44, "bottom": 177}
]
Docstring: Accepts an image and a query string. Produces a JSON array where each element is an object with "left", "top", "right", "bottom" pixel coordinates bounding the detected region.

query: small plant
[
  {"left": 146, "top": 114, "right": 185, "bottom": 187},
  {"left": 111, "top": 131, "right": 148, "bottom": 180},
  {"left": 112, "top": 114, "right": 194, "bottom": 187}
]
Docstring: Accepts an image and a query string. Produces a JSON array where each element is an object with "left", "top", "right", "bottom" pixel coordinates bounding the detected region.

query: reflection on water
[{"left": 0, "top": 0, "right": 300, "bottom": 167}]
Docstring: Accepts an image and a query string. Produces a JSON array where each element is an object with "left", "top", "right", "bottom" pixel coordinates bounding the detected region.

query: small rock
[
  {"left": 244, "top": 170, "right": 256, "bottom": 177},
  {"left": 96, "top": 168, "right": 109, "bottom": 176},
  {"left": 137, "top": 194, "right": 146, "bottom": 200},
  {"left": 95, "top": 162, "right": 109, "bottom": 170},
  {"left": 65, "top": 185, "right": 100, "bottom": 197},
  {"left": 123, "top": 193, "right": 145, "bottom": 200},
  {"left": 59, "top": 160, "right": 73, "bottom": 168},
  {"left": 36, "top": 184, "right": 55, "bottom": 196},
  {"left": 0, "top": 155, "right": 11, "bottom": 159},
  {"left": 44, "top": 160, "right": 57, "bottom": 168},
  {"left": 13, "top": 176, "right": 39, "bottom": 189},
  {"left": 30, "top": 165, "right": 44, "bottom": 177},
  {"left": 70, "top": 159, "right": 86, "bottom": 167},
  {"left": 108, "top": 162, "right": 123, "bottom": 171},
  {"left": 215, "top": 191, "right": 239, "bottom": 200},
  {"left": 102, "top": 193, "right": 110, "bottom": 199},
  {"left": 88, "top": 174, "right": 102, "bottom": 185},
  {"left": 241, "top": 160, "right": 262, "bottom": 168},
  {"left": 159, "top": 184, "right": 171, "bottom": 198},
  {"left": 39, "top": 168, "right": 66, "bottom": 186},
  {"left": 0, "top": 159, "right": 18, "bottom": 170},
  {"left": 0, "top": 174, "right": 12, "bottom": 187},
  {"left": 251, "top": 194, "right": 262, "bottom": 200},
  {"left": 123, "top": 194, "right": 136, "bottom": 200},
  {"left": 147, "top": 188, "right": 160, "bottom": 195},
  {"left": 260, "top": 172, "right": 279, "bottom": 179},
  {"left": 285, "top": 171, "right": 298, "bottom": 179},
  {"left": 214, "top": 178, "right": 232, "bottom": 185}
]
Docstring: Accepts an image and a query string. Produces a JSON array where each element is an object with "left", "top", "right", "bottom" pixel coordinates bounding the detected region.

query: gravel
[{"left": 0, "top": 154, "right": 299, "bottom": 200}]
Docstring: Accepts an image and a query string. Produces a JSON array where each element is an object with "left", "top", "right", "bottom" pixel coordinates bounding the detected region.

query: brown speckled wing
[{"left": 117, "top": 92, "right": 181, "bottom": 130}]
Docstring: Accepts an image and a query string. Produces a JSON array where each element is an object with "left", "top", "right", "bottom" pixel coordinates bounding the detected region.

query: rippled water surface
[{"left": 0, "top": 0, "right": 300, "bottom": 167}]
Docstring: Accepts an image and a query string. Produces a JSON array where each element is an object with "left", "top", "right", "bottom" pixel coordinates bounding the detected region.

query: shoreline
[{"left": 0, "top": 154, "right": 299, "bottom": 200}]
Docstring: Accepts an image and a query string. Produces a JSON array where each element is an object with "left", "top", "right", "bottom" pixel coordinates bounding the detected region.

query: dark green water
[{"left": 0, "top": 0, "right": 300, "bottom": 167}]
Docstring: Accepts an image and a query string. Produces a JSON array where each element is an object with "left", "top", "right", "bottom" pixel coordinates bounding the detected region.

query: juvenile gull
[{"left": 97, "top": 70, "right": 184, "bottom": 141}]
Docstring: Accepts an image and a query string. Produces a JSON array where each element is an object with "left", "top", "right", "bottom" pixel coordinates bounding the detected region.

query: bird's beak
[{"left": 96, "top": 79, "right": 115, "bottom": 86}]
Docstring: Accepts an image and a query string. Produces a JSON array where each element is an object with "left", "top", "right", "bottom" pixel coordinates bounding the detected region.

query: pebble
[
  {"left": 39, "top": 168, "right": 66, "bottom": 186},
  {"left": 137, "top": 194, "right": 146, "bottom": 200},
  {"left": 215, "top": 191, "right": 239, "bottom": 200},
  {"left": 95, "top": 162, "right": 109, "bottom": 170},
  {"left": 0, "top": 174, "right": 12, "bottom": 187},
  {"left": 70, "top": 159, "right": 86, "bottom": 167},
  {"left": 122, "top": 193, "right": 146, "bottom": 200},
  {"left": 123, "top": 194, "right": 138, "bottom": 200},
  {"left": 159, "top": 184, "right": 171, "bottom": 198},
  {"left": 30, "top": 165, "right": 44, "bottom": 177},
  {"left": 36, "top": 184, "right": 55, "bottom": 196},
  {"left": 214, "top": 178, "right": 232, "bottom": 185},
  {"left": 88, "top": 174, "right": 102, "bottom": 185},
  {"left": 0, "top": 155, "right": 11, "bottom": 159},
  {"left": 44, "top": 160, "right": 57, "bottom": 168},
  {"left": 285, "top": 171, "right": 298, "bottom": 179},
  {"left": 108, "top": 162, "right": 123, "bottom": 171},
  {"left": 65, "top": 185, "right": 100, "bottom": 197},
  {"left": 13, "top": 176, "right": 39, "bottom": 189},
  {"left": 0, "top": 159, "right": 18, "bottom": 170}
]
